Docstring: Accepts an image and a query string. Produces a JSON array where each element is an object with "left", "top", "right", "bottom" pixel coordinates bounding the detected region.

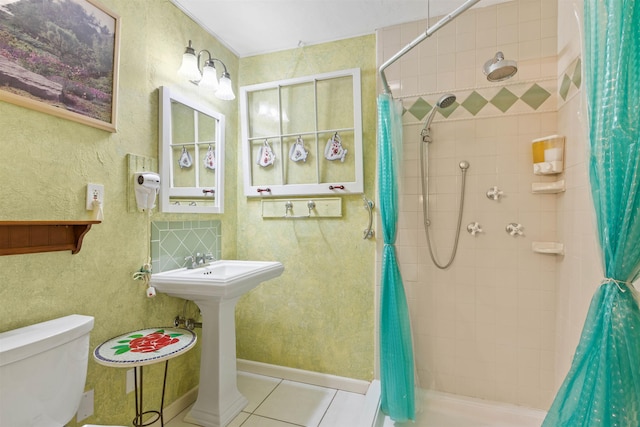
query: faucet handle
[
  {"left": 184, "top": 255, "right": 196, "bottom": 269},
  {"left": 204, "top": 253, "right": 216, "bottom": 262}
]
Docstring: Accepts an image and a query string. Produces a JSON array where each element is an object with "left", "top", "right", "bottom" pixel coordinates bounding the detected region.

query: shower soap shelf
[
  {"left": 531, "top": 180, "right": 565, "bottom": 194},
  {"left": 532, "top": 241, "right": 564, "bottom": 255},
  {"left": 0, "top": 220, "right": 100, "bottom": 256}
]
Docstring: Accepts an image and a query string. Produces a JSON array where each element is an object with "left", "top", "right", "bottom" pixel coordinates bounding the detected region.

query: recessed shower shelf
[{"left": 0, "top": 221, "right": 100, "bottom": 256}]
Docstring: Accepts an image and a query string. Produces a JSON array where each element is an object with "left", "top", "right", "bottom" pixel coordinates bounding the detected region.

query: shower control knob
[
  {"left": 506, "top": 223, "right": 524, "bottom": 236},
  {"left": 467, "top": 222, "right": 483, "bottom": 236},
  {"left": 486, "top": 186, "right": 504, "bottom": 201}
]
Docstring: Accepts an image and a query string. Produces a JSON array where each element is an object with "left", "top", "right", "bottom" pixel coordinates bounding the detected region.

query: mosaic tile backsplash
[{"left": 151, "top": 220, "right": 221, "bottom": 273}]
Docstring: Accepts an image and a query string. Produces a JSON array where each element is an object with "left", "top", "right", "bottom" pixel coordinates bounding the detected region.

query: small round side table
[{"left": 94, "top": 327, "right": 197, "bottom": 427}]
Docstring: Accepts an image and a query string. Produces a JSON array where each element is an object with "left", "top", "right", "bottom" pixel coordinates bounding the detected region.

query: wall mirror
[{"left": 159, "top": 86, "right": 225, "bottom": 213}]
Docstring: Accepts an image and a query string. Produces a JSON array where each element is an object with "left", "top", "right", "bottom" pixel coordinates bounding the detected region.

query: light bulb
[
  {"left": 215, "top": 73, "right": 235, "bottom": 100},
  {"left": 177, "top": 52, "right": 201, "bottom": 82},
  {"left": 199, "top": 62, "right": 219, "bottom": 90}
]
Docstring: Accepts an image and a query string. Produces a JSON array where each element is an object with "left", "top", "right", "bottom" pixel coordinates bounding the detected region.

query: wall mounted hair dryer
[{"left": 134, "top": 172, "right": 160, "bottom": 211}]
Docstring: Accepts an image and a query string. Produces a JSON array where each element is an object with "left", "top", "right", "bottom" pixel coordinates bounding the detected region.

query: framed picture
[{"left": 0, "top": 0, "right": 120, "bottom": 132}]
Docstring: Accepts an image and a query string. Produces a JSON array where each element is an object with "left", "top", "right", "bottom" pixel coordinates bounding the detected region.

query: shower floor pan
[{"left": 372, "top": 385, "right": 546, "bottom": 427}]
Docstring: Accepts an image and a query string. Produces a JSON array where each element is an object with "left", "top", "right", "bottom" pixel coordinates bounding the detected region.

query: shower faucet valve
[
  {"left": 506, "top": 223, "right": 524, "bottom": 236},
  {"left": 486, "top": 186, "right": 504, "bottom": 201},
  {"left": 467, "top": 222, "right": 483, "bottom": 236}
]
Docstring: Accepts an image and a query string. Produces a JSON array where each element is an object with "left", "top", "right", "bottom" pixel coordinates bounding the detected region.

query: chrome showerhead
[
  {"left": 436, "top": 94, "right": 456, "bottom": 109},
  {"left": 483, "top": 51, "right": 518, "bottom": 82},
  {"left": 422, "top": 93, "right": 456, "bottom": 136}
]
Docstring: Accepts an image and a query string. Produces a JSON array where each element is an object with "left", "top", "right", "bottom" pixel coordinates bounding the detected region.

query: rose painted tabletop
[{"left": 93, "top": 327, "right": 197, "bottom": 367}]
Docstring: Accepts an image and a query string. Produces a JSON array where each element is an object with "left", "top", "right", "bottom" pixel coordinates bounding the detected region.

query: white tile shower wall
[
  {"left": 376, "top": 0, "right": 560, "bottom": 410},
  {"left": 554, "top": 0, "right": 603, "bottom": 391}
]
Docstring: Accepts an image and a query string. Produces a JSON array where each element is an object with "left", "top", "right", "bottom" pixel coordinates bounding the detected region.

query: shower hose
[{"left": 420, "top": 129, "right": 469, "bottom": 270}]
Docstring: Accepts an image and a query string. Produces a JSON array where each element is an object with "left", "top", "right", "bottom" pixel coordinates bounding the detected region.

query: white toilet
[{"left": 0, "top": 314, "right": 125, "bottom": 427}]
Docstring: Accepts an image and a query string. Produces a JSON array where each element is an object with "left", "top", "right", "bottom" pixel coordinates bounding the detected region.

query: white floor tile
[
  {"left": 254, "top": 380, "right": 337, "bottom": 427},
  {"left": 164, "top": 404, "right": 195, "bottom": 427},
  {"left": 319, "top": 390, "right": 368, "bottom": 427},
  {"left": 227, "top": 411, "right": 250, "bottom": 427},
  {"left": 238, "top": 371, "right": 282, "bottom": 412},
  {"left": 242, "top": 414, "right": 301, "bottom": 426}
]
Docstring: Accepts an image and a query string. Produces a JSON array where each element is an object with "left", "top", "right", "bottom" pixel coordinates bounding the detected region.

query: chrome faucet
[
  {"left": 185, "top": 255, "right": 197, "bottom": 269},
  {"left": 186, "top": 253, "right": 216, "bottom": 269}
]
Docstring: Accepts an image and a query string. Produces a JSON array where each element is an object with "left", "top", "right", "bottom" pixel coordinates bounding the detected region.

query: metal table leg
[{"left": 132, "top": 361, "right": 168, "bottom": 427}]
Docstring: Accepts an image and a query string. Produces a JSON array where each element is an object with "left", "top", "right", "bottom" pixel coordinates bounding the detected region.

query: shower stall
[{"left": 375, "top": 0, "right": 598, "bottom": 424}]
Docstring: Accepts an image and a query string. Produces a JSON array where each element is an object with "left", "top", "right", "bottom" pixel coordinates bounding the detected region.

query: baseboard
[
  {"left": 237, "top": 358, "right": 371, "bottom": 394},
  {"left": 366, "top": 380, "right": 383, "bottom": 427},
  {"left": 149, "top": 386, "right": 198, "bottom": 426}
]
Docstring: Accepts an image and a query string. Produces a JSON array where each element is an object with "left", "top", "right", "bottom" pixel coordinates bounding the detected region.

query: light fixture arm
[
  {"left": 191, "top": 46, "right": 230, "bottom": 80},
  {"left": 179, "top": 40, "right": 235, "bottom": 100}
]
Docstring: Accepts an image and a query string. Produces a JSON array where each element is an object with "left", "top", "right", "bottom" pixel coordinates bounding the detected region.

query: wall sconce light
[{"left": 177, "top": 40, "right": 235, "bottom": 101}]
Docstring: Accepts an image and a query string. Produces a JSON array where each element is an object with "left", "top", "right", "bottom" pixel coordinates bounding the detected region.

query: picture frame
[{"left": 0, "top": 0, "right": 120, "bottom": 132}]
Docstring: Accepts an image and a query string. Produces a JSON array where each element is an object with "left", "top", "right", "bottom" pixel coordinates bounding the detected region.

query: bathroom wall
[
  {"left": 235, "top": 36, "right": 377, "bottom": 381},
  {"left": 376, "top": 0, "right": 562, "bottom": 409},
  {"left": 554, "top": 0, "right": 604, "bottom": 388},
  {"left": 0, "top": 2, "right": 238, "bottom": 425}
]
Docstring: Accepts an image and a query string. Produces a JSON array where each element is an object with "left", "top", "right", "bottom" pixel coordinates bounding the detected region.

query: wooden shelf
[{"left": 0, "top": 221, "right": 100, "bottom": 256}]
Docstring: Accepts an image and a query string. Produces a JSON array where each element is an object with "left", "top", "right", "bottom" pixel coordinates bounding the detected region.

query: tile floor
[{"left": 166, "top": 371, "right": 370, "bottom": 427}]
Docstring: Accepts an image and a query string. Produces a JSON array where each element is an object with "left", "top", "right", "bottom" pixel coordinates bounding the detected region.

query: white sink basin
[
  {"left": 150, "top": 260, "right": 284, "bottom": 300},
  {"left": 149, "top": 259, "right": 284, "bottom": 427}
]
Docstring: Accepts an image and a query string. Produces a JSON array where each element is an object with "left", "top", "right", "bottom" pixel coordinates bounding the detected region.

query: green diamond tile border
[
  {"left": 439, "top": 101, "right": 459, "bottom": 118},
  {"left": 461, "top": 91, "right": 489, "bottom": 116},
  {"left": 490, "top": 88, "right": 519, "bottom": 113},
  {"left": 572, "top": 58, "right": 582, "bottom": 88},
  {"left": 559, "top": 74, "right": 572, "bottom": 100},
  {"left": 558, "top": 55, "right": 583, "bottom": 105},
  {"left": 520, "top": 83, "right": 551, "bottom": 110},
  {"left": 408, "top": 98, "right": 432, "bottom": 121},
  {"left": 401, "top": 78, "right": 556, "bottom": 120}
]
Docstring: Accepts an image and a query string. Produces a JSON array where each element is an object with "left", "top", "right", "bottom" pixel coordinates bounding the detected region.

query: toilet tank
[{"left": 0, "top": 314, "right": 95, "bottom": 427}]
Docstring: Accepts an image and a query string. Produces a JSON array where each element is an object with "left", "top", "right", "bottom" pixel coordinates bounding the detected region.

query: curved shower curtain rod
[{"left": 379, "top": 0, "right": 481, "bottom": 97}]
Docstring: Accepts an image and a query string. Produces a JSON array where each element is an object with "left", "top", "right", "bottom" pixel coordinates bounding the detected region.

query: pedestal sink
[{"left": 150, "top": 260, "right": 284, "bottom": 427}]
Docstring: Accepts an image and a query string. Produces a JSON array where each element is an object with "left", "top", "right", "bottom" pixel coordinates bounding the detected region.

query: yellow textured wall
[
  {"left": 0, "top": 3, "right": 376, "bottom": 425},
  {"left": 235, "top": 35, "right": 377, "bottom": 381},
  {"left": 0, "top": 1, "right": 237, "bottom": 425}
]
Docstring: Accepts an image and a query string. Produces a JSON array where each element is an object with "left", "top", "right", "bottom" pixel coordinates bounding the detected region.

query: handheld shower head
[
  {"left": 483, "top": 51, "right": 518, "bottom": 82},
  {"left": 422, "top": 93, "right": 456, "bottom": 135}
]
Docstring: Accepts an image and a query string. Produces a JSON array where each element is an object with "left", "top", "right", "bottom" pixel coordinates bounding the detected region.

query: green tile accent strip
[
  {"left": 408, "top": 98, "right": 432, "bottom": 120},
  {"left": 439, "top": 101, "right": 459, "bottom": 118},
  {"left": 461, "top": 91, "right": 489, "bottom": 116},
  {"left": 520, "top": 83, "right": 551, "bottom": 110},
  {"left": 559, "top": 74, "right": 572, "bottom": 100},
  {"left": 490, "top": 88, "right": 519, "bottom": 113},
  {"left": 402, "top": 79, "right": 556, "bottom": 120},
  {"left": 151, "top": 220, "right": 222, "bottom": 273},
  {"left": 572, "top": 58, "right": 582, "bottom": 88}
]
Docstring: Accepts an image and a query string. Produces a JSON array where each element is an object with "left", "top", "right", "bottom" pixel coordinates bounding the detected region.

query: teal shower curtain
[
  {"left": 542, "top": 1, "right": 640, "bottom": 426},
  {"left": 377, "top": 93, "right": 415, "bottom": 422}
]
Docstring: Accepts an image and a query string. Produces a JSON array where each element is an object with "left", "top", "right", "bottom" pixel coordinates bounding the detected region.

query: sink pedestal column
[{"left": 183, "top": 297, "right": 248, "bottom": 427}]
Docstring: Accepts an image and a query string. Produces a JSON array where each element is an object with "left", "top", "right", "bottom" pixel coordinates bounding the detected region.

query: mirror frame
[{"left": 159, "top": 86, "right": 225, "bottom": 213}]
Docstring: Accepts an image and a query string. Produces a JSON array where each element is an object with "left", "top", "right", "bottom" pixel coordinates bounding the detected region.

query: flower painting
[
  {"left": 111, "top": 330, "right": 183, "bottom": 355},
  {"left": 0, "top": 0, "right": 119, "bottom": 131}
]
